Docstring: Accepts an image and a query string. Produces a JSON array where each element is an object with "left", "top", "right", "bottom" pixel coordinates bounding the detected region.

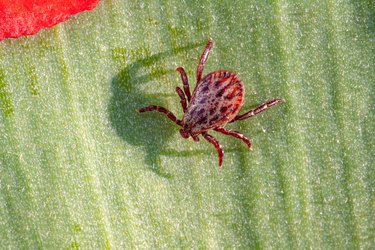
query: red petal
[{"left": 0, "top": 0, "right": 100, "bottom": 41}]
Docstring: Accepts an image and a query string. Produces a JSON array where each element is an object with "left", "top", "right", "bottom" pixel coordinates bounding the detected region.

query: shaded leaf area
[{"left": 0, "top": 0, "right": 374, "bottom": 249}]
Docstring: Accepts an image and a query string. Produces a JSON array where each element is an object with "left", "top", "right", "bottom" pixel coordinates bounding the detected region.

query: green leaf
[{"left": 0, "top": 0, "right": 374, "bottom": 248}]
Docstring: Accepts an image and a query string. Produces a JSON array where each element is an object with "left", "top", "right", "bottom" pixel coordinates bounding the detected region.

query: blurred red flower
[{"left": 0, "top": 0, "right": 100, "bottom": 41}]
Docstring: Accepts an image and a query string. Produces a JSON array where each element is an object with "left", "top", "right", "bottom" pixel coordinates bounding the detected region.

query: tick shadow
[{"left": 108, "top": 42, "right": 203, "bottom": 177}]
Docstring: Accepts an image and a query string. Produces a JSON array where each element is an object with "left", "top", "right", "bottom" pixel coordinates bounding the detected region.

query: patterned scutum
[{"left": 183, "top": 70, "right": 244, "bottom": 134}]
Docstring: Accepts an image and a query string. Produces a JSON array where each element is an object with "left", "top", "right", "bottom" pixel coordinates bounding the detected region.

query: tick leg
[
  {"left": 214, "top": 127, "right": 252, "bottom": 149},
  {"left": 202, "top": 132, "right": 224, "bottom": 168},
  {"left": 176, "top": 87, "right": 187, "bottom": 112},
  {"left": 138, "top": 105, "right": 182, "bottom": 126},
  {"left": 176, "top": 67, "right": 191, "bottom": 102},
  {"left": 231, "top": 98, "right": 284, "bottom": 122},
  {"left": 196, "top": 39, "right": 215, "bottom": 84}
]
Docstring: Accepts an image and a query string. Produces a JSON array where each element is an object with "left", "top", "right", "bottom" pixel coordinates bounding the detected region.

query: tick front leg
[
  {"left": 214, "top": 127, "right": 252, "bottom": 149},
  {"left": 231, "top": 98, "right": 284, "bottom": 122},
  {"left": 176, "top": 67, "right": 191, "bottom": 101},
  {"left": 138, "top": 105, "right": 182, "bottom": 126},
  {"left": 196, "top": 39, "right": 214, "bottom": 84},
  {"left": 202, "top": 132, "right": 224, "bottom": 168}
]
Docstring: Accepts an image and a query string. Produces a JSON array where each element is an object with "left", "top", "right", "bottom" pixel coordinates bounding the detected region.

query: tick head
[
  {"left": 179, "top": 124, "right": 194, "bottom": 139},
  {"left": 179, "top": 127, "right": 200, "bottom": 142},
  {"left": 179, "top": 122, "right": 192, "bottom": 139},
  {"left": 179, "top": 128, "right": 190, "bottom": 139}
]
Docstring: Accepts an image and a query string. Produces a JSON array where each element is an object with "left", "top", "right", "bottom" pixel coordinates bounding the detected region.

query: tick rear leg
[
  {"left": 176, "top": 67, "right": 191, "bottom": 101},
  {"left": 176, "top": 87, "right": 187, "bottom": 112},
  {"left": 231, "top": 98, "right": 284, "bottom": 122},
  {"left": 214, "top": 127, "right": 252, "bottom": 149},
  {"left": 196, "top": 39, "right": 215, "bottom": 83},
  {"left": 202, "top": 132, "right": 224, "bottom": 167},
  {"left": 138, "top": 105, "right": 182, "bottom": 126}
]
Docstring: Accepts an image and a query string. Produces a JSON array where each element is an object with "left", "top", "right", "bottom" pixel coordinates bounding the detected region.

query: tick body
[{"left": 138, "top": 39, "right": 283, "bottom": 167}]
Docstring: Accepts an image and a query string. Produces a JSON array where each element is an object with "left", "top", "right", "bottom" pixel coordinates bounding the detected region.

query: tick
[{"left": 138, "top": 39, "right": 283, "bottom": 167}]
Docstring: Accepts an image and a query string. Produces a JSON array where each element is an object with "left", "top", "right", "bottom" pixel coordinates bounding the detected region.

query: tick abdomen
[{"left": 183, "top": 70, "right": 244, "bottom": 134}]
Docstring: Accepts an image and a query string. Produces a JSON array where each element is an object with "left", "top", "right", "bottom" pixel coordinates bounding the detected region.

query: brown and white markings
[{"left": 138, "top": 39, "right": 283, "bottom": 167}]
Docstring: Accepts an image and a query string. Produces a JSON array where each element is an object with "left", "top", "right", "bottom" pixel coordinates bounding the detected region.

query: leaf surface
[{"left": 0, "top": 0, "right": 374, "bottom": 248}]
